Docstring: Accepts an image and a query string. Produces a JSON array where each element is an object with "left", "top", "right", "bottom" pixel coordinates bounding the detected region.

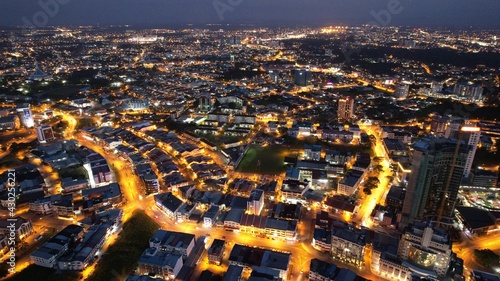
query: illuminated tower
[
  {"left": 338, "top": 97, "right": 355, "bottom": 122},
  {"left": 401, "top": 137, "right": 468, "bottom": 228},
  {"left": 294, "top": 69, "right": 311, "bottom": 86}
]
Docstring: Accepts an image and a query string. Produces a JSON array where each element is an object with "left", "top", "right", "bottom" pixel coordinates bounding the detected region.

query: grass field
[
  {"left": 236, "top": 145, "right": 292, "bottom": 175},
  {"left": 7, "top": 264, "right": 80, "bottom": 281},
  {"left": 86, "top": 210, "right": 159, "bottom": 281},
  {"left": 38, "top": 86, "right": 82, "bottom": 100}
]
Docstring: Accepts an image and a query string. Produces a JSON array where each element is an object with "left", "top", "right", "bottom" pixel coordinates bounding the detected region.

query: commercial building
[
  {"left": 30, "top": 225, "right": 84, "bottom": 268},
  {"left": 142, "top": 173, "right": 160, "bottom": 195},
  {"left": 83, "top": 153, "right": 115, "bottom": 188},
  {"left": 294, "top": 69, "right": 312, "bottom": 86},
  {"left": 398, "top": 221, "right": 453, "bottom": 278},
  {"left": 16, "top": 107, "right": 34, "bottom": 128},
  {"left": 337, "top": 170, "right": 364, "bottom": 196},
  {"left": 81, "top": 183, "right": 122, "bottom": 212},
  {"left": 207, "top": 239, "right": 225, "bottom": 265},
  {"left": 228, "top": 244, "right": 291, "bottom": 280},
  {"left": 470, "top": 270, "right": 500, "bottom": 281},
  {"left": 148, "top": 230, "right": 195, "bottom": 259},
  {"left": 58, "top": 223, "right": 110, "bottom": 271},
  {"left": 371, "top": 233, "right": 411, "bottom": 281},
  {"left": 303, "top": 144, "right": 322, "bottom": 161},
  {"left": 338, "top": 97, "right": 355, "bottom": 122},
  {"left": 394, "top": 83, "right": 410, "bottom": 99},
  {"left": 470, "top": 168, "right": 498, "bottom": 188},
  {"left": 453, "top": 82, "right": 484, "bottom": 103},
  {"left": 309, "top": 258, "right": 369, "bottom": 281},
  {"left": 154, "top": 192, "right": 184, "bottom": 220},
  {"left": 0, "top": 115, "right": 20, "bottom": 130},
  {"left": 0, "top": 217, "right": 33, "bottom": 241},
  {"left": 138, "top": 249, "right": 183, "bottom": 280},
  {"left": 460, "top": 126, "right": 481, "bottom": 178},
  {"left": 247, "top": 189, "right": 264, "bottom": 215},
  {"left": 331, "top": 220, "right": 366, "bottom": 267},
  {"left": 312, "top": 228, "right": 331, "bottom": 252},
  {"left": 36, "top": 125, "right": 56, "bottom": 143},
  {"left": 401, "top": 137, "right": 468, "bottom": 227},
  {"left": 455, "top": 206, "right": 499, "bottom": 235}
]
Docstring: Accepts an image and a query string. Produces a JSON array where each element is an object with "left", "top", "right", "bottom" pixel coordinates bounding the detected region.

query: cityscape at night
[{"left": 0, "top": 1, "right": 499, "bottom": 281}]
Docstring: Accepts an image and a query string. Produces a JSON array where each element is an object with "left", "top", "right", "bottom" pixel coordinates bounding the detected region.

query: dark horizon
[{"left": 2, "top": 0, "right": 500, "bottom": 29}]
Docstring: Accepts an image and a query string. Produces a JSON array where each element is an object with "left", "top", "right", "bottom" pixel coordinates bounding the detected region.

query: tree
[
  {"left": 474, "top": 249, "right": 500, "bottom": 267},
  {"left": 277, "top": 127, "right": 289, "bottom": 136},
  {"left": 367, "top": 177, "right": 380, "bottom": 185},
  {"left": 363, "top": 187, "right": 372, "bottom": 195},
  {"left": 374, "top": 164, "right": 384, "bottom": 173}
]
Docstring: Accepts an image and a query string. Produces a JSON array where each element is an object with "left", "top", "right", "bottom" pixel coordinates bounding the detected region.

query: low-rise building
[
  {"left": 207, "top": 239, "right": 225, "bottom": 265},
  {"left": 312, "top": 228, "right": 331, "bottom": 252},
  {"left": 0, "top": 217, "right": 33, "bottom": 241},
  {"left": 280, "top": 180, "right": 309, "bottom": 204},
  {"left": 154, "top": 192, "right": 183, "bottom": 220},
  {"left": 371, "top": 233, "right": 411, "bottom": 281},
  {"left": 30, "top": 225, "right": 84, "bottom": 268},
  {"left": 398, "top": 221, "right": 452, "bottom": 278},
  {"left": 309, "top": 258, "right": 368, "bottom": 281},
  {"left": 149, "top": 230, "right": 195, "bottom": 259},
  {"left": 337, "top": 170, "right": 364, "bottom": 196},
  {"left": 138, "top": 248, "right": 183, "bottom": 280},
  {"left": 228, "top": 244, "right": 290, "bottom": 280},
  {"left": 331, "top": 220, "right": 366, "bottom": 266},
  {"left": 58, "top": 223, "right": 110, "bottom": 271}
]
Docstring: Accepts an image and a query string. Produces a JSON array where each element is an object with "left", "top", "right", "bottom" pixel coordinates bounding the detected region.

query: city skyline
[
  {"left": 0, "top": 5, "right": 500, "bottom": 281},
  {"left": 1, "top": 0, "right": 500, "bottom": 28}
]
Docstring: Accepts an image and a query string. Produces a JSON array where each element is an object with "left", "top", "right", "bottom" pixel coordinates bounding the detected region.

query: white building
[
  {"left": 398, "top": 222, "right": 452, "bottom": 278},
  {"left": 247, "top": 189, "right": 264, "bottom": 215},
  {"left": 36, "top": 125, "right": 55, "bottom": 143}
]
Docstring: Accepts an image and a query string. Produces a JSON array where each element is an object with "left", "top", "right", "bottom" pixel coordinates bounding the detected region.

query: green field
[
  {"left": 38, "top": 86, "right": 82, "bottom": 100},
  {"left": 7, "top": 264, "right": 80, "bottom": 281},
  {"left": 236, "top": 145, "right": 290, "bottom": 175},
  {"left": 86, "top": 210, "right": 159, "bottom": 281}
]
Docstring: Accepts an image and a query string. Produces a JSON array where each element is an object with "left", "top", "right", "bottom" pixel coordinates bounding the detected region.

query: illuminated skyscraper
[
  {"left": 450, "top": 125, "right": 481, "bottom": 178},
  {"left": 337, "top": 97, "right": 355, "bottom": 122},
  {"left": 394, "top": 83, "right": 410, "bottom": 99},
  {"left": 401, "top": 137, "right": 469, "bottom": 228},
  {"left": 16, "top": 107, "right": 34, "bottom": 128},
  {"left": 294, "top": 69, "right": 311, "bottom": 86}
]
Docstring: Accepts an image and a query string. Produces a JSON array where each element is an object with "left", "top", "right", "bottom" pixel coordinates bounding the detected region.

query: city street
[{"left": 355, "top": 125, "right": 393, "bottom": 228}]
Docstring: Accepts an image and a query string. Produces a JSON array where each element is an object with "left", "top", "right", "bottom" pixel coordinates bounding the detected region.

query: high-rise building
[
  {"left": 452, "top": 82, "right": 484, "bottom": 103},
  {"left": 431, "top": 81, "right": 443, "bottom": 94},
  {"left": 444, "top": 121, "right": 481, "bottom": 178},
  {"left": 338, "top": 97, "right": 355, "bottom": 122},
  {"left": 460, "top": 126, "right": 481, "bottom": 178},
  {"left": 16, "top": 107, "right": 34, "bottom": 128},
  {"left": 294, "top": 69, "right": 311, "bottom": 86},
  {"left": 394, "top": 83, "right": 410, "bottom": 99},
  {"left": 401, "top": 137, "right": 469, "bottom": 227},
  {"left": 246, "top": 189, "right": 264, "bottom": 215},
  {"left": 35, "top": 125, "right": 55, "bottom": 143}
]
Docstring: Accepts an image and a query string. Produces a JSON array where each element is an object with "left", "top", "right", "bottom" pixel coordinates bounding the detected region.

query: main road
[
  {"left": 453, "top": 230, "right": 500, "bottom": 276},
  {"left": 355, "top": 125, "right": 393, "bottom": 228}
]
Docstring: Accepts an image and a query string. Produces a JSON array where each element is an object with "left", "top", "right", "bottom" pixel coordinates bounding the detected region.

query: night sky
[{"left": 2, "top": 0, "right": 500, "bottom": 28}]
